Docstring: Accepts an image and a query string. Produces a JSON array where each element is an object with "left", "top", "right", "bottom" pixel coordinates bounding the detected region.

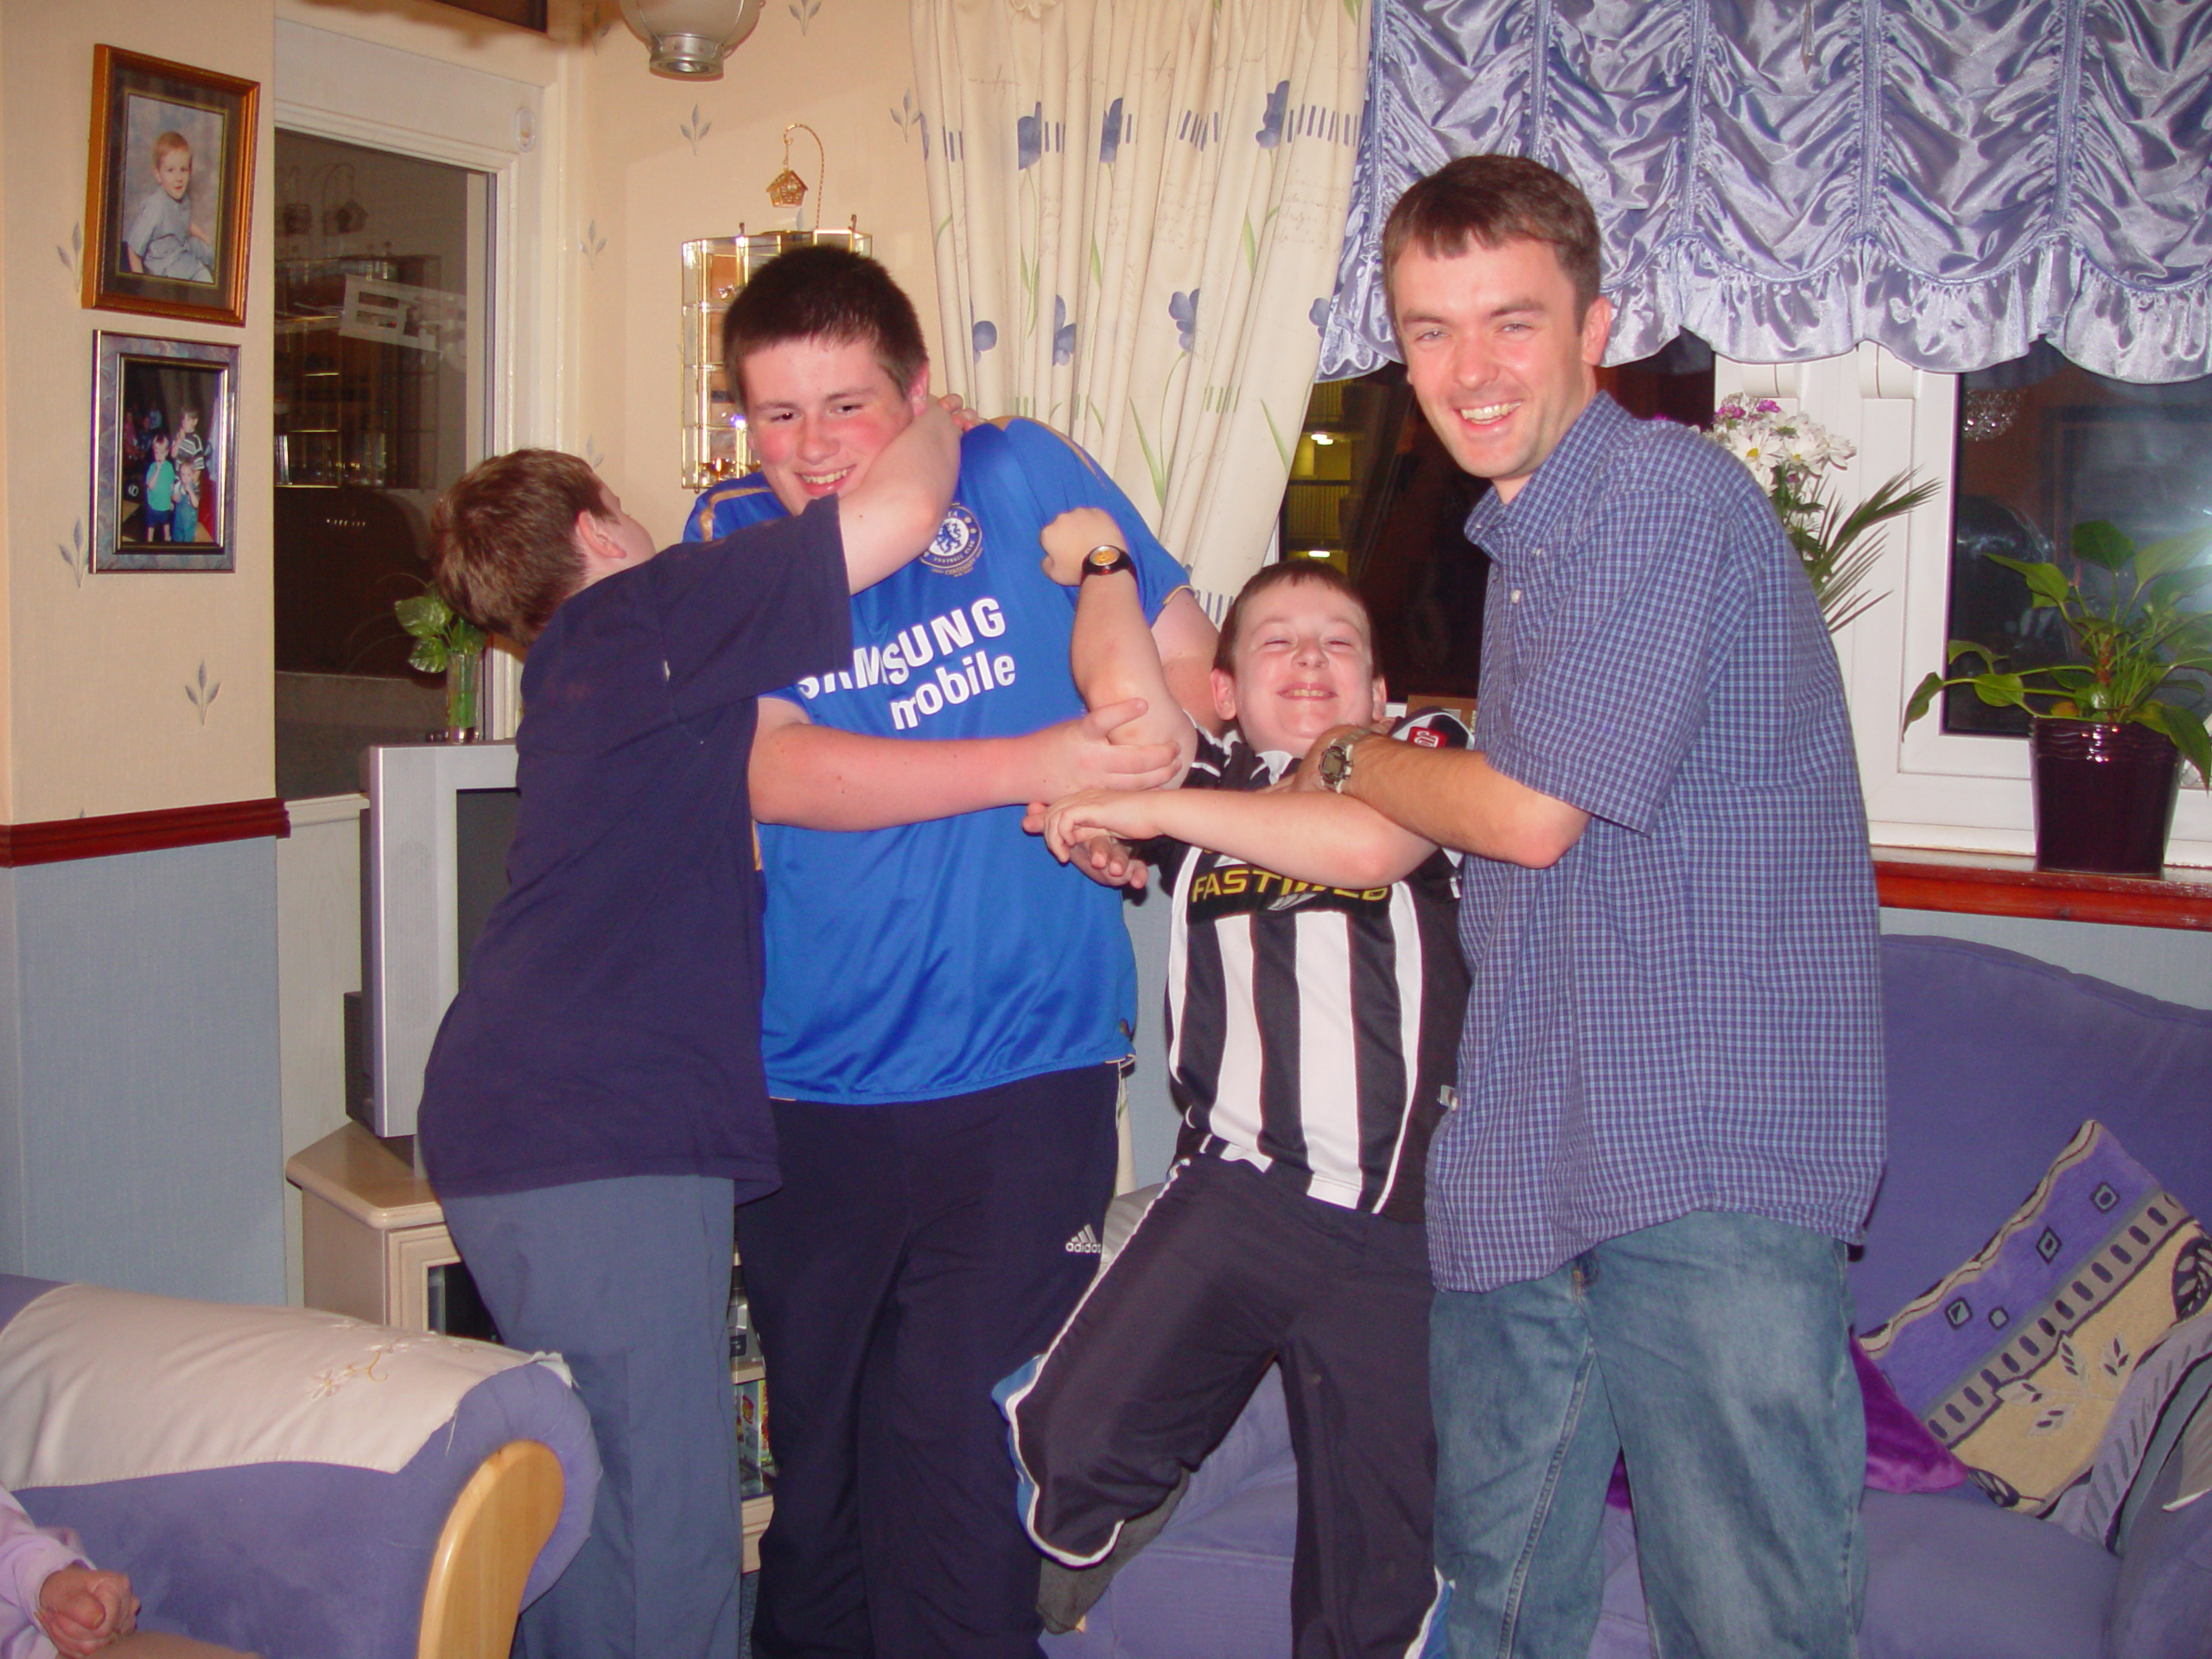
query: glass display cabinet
[{"left": 680, "top": 222, "right": 871, "bottom": 489}]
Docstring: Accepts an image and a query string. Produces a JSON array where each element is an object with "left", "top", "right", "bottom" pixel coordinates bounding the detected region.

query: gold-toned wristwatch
[
  {"left": 1080, "top": 544, "right": 1135, "bottom": 579},
  {"left": 1317, "top": 731, "right": 1363, "bottom": 793}
]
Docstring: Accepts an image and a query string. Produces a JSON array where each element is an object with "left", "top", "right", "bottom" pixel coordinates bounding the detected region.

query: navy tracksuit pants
[
  {"left": 1006, "top": 1154, "right": 1440, "bottom": 1659},
  {"left": 736, "top": 1065, "right": 1119, "bottom": 1659}
]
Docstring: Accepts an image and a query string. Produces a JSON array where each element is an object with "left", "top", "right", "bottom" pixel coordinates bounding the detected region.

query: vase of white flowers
[{"left": 1703, "top": 399, "right": 1936, "bottom": 632}]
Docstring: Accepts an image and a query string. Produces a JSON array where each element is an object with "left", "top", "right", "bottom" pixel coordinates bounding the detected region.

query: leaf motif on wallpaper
[
  {"left": 788, "top": 0, "right": 821, "bottom": 35},
  {"left": 680, "top": 106, "right": 713, "bottom": 156},
  {"left": 185, "top": 662, "right": 221, "bottom": 727},
  {"left": 582, "top": 2, "right": 615, "bottom": 45},
  {"left": 583, "top": 435, "right": 606, "bottom": 471},
  {"left": 59, "top": 521, "right": 86, "bottom": 588},
  {"left": 580, "top": 219, "right": 607, "bottom": 265},
  {"left": 891, "top": 91, "right": 918, "bottom": 141},
  {"left": 56, "top": 221, "right": 80, "bottom": 276}
]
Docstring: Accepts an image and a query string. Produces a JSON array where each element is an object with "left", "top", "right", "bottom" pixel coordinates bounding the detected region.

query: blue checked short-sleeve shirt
[{"left": 1430, "top": 393, "right": 1885, "bottom": 1293}]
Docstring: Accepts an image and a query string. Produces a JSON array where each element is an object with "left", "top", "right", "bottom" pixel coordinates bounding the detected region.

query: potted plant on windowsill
[
  {"left": 1904, "top": 520, "right": 2212, "bottom": 877},
  {"left": 1702, "top": 399, "right": 1937, "bottom": 633}
]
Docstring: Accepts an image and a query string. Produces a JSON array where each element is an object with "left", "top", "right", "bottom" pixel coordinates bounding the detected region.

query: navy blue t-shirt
[{"left": 418, "top": 496, "right": 849, "bottom": 1198}]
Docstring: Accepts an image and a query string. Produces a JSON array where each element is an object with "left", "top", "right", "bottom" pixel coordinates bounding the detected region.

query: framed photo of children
[
  {"left": 92, "top": 332, "right": 238, "bottom": 573},
  {"left": 82, "top": 46, "right": 257, "bottom": 327}
]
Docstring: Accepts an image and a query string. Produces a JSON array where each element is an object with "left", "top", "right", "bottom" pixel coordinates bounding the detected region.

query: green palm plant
[{"left": 1904, "top": 520, "right": 2212, "bottom": 786}]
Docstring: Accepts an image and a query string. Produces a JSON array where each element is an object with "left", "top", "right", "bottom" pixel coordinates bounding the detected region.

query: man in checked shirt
[{"left": 1295, "top": 155, "right": 1885, "bottom": 1658}]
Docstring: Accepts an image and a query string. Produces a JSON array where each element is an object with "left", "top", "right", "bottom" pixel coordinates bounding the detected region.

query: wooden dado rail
[{"left": 0, "top": 798, "right": 289, "bottom": 867}]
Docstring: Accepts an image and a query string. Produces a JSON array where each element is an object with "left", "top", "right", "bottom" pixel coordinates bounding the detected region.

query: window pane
[
  {"left": 1947, "top": 350, "right": 2212, "bottom": 735},
  {"left": 273, "top": 131, "right": 492, "bottom": 799},
  {"left": 1286, "top": 336, "right": 1713, "bottom": 706}
]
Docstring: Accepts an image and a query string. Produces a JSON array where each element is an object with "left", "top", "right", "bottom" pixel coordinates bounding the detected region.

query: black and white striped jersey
[{"left": 1147, "top": 710, "right": 1472, "bottom": 1222}]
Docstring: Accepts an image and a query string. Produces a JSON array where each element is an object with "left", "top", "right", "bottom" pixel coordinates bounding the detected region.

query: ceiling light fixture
[{"left": 618, "top": 0, "right": 764, "bottom": 79}]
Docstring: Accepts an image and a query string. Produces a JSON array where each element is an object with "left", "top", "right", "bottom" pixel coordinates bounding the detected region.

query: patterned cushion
[{"left": 1860, "top": 1120, "right": 2212, "bottom": 1514}]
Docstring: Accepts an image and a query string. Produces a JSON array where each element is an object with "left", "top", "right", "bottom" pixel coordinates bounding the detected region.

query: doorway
[{"left": 272, "top": 131, "right": 493, "bottom": 801}]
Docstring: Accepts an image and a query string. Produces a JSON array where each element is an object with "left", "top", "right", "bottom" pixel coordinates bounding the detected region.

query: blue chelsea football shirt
[{"left": 686, "top": 418, "right": 1193, "bottom": 1104}]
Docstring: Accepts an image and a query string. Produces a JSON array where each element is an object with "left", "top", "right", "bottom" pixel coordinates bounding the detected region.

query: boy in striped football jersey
[{"left": 1003, "top": 512, "right": 1468, "bottom": 1657}]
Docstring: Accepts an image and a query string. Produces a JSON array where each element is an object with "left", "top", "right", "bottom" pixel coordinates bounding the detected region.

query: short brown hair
[
  {"left": 721, "top": 245, "right": 929, "bottom": 408},
  {"left": 1382, "top": 154, "right": 1603, "bottom": 321},
  {"left": 429, "top": 449, "right": 603, "bottom": 645},
  {"left": 153, "top": 130, "right": 192, "bottom": 169},
  {"left": 1213, "top": 561, "right": 1374, "bottom": 675}
]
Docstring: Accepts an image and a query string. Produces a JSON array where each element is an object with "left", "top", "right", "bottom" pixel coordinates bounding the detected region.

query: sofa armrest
[
  {"left": 2108, "top": 1427, "right": 2212, "bottom": 1659},
  {"left": 0, "top": 1276, "right": 598, "bottom": 1659}
]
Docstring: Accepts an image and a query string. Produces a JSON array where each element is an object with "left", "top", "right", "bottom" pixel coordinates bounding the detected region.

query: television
[{"left": 350, "top": 741, "right": 520, "bottom": 1141}]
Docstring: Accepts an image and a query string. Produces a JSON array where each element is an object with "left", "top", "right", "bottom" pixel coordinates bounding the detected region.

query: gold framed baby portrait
[{"left": 82, "top": 46, "right": 258, "bottom": 327}]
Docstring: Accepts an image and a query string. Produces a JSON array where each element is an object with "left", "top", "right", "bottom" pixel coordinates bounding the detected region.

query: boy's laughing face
[
  {"left": 1212, "top": 575, "right": 1387, "bottom": 759},
  {"left": 737, "top": 334, "right": 929, "bottom": 518}
]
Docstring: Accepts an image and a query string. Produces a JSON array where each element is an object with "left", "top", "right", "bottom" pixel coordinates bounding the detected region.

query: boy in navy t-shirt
[{"left": 416, "top": 406, "right": 956, "bottom": 1659}]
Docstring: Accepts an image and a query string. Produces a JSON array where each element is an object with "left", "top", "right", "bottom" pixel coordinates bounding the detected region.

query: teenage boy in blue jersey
[
  {"left": 683, "top": 245, "right": 1217, "bottom": 1659},
  {"left": 417, "top": 415, "right": 958, "bottom": 1659}
]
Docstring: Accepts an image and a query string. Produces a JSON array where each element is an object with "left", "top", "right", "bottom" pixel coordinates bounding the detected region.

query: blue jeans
[{"left": 1431, "top": 1211, "right": 1864, "bottom": 1659}]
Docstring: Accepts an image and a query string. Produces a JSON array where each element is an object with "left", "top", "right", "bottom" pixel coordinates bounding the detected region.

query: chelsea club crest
[{"left": 921, "top": 503, "right": 983, "bottom": 576}]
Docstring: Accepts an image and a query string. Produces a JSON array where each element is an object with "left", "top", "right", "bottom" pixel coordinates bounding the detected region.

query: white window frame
[
  {"left": 273, "top": 17, "right": 558, "bottom": 742},
  {"left": 1714, "top": 347, "right": 2212, "bottom": 869}
]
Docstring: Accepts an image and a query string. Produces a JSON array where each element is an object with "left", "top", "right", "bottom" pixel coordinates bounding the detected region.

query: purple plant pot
[{"left": 2029, "top": 718, "right": 2181, "bottom": 878}]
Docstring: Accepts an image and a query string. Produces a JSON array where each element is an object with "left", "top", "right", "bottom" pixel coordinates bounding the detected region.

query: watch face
[
  {"left": 1320, "top": 737, "right": 1353, "bottom": 789},
  {"left": 1084, "top": 545, "right": 1129, "bottom": 571}
]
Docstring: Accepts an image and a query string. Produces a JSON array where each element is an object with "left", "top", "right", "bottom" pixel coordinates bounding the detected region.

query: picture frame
[
  {"left": 82, "top": 46, "right": 258, "bottom": 327},
  {"left": 92, "top": 332, "right": 238, "bottom": 573}
]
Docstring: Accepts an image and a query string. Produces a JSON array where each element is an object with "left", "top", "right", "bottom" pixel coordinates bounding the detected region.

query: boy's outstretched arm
[
  {"left": 1028, "top": 782, "right": 1437, "bottom": 892},
  {"left": 750, "top": 696, "right": 1183, "bottom": 830},
  {"left": 1041, "top": 506, "right": 1198, "bottom": 782},
  {"left": 835, "top": 397, "right": 963, "bottom": 592}
]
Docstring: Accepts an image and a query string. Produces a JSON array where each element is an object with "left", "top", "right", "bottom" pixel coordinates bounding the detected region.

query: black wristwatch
[
  {"left": 1080, "top": 544, "right": 1135, "bottom": 579},
  {"left": 1317, "top": 731, "right": 1363, "bottom": 793}
]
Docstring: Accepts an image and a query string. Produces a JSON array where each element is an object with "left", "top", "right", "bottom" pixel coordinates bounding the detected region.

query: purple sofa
[
  {"left": 1045, "top": 936, "right": 2212, "bottom": 1658},
  {"left": 0, "top": 1275, "right": 600, "bottom": 1659}
]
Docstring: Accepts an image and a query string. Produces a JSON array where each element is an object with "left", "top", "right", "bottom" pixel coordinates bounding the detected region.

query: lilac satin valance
[{"left": 1320, "top": 0, "right": 2212, "bottom": 382}]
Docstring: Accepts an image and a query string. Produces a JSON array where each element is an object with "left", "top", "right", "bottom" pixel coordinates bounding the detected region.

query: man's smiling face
[
  {"left": 1391, "top": 238, "right": 1611, "bottom": 504},
  {"left": 738, "top": 334, "right": 929, "bottom": 517}
]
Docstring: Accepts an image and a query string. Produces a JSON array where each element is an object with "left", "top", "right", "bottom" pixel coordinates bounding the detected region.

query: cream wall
[
  {"left": 0, "top": 1, "right": 277, "bottom": 823},
  {"left": 560, "top": 0, "right": 944, "bottom": 546},
  {"left": 0, "top": 0, "right": 935, "bottom": 826}
]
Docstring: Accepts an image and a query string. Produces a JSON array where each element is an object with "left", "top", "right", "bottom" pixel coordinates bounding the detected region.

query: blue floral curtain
[{"left": 1320, "top": 0, "right": 2212, "bottom": 382}]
